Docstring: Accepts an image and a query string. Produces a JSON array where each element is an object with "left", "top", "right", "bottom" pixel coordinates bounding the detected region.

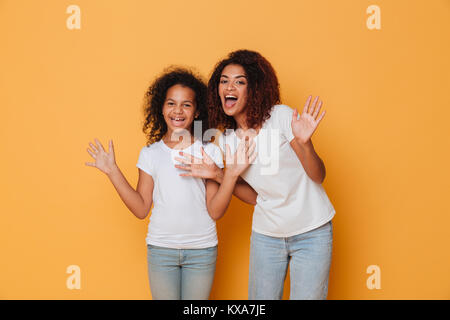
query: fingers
[
  {"left": 94, "top": 138, "right": 105, "bottom": 152},
  {"left": 312, "top": 100, "right": 323, "bottom": 119},
  {"left": 179, "top": 173, "right": 193, "bottom": 177},
  {"left": 200, "top": 147, "right": 214, "bottom": 164},
  {"left": 174, "top": 156, "right": 192, "bottom": 166},
  {"left": 248, "top": 139, "right": 256, "bottom": 156},
  {"left": 86, "top": 148, "right": 96, "bottom": 159},
  {"left": 225, "top": 144, "right": 232, "bottom": 161},
  {"left": 235, "top": 137, "right": 256, "bottom": 164},
  {"left": 303, "top": 95, "right": 323, "bottom": 115},
  {"left": 174, "top": 164, "right": 191, "bottom": 171},
  {"left": 109, "top": 139, "right": 114, "bottom": 154},
  {"left": 248, "top": 150, "right": 258, "bottom": 163},
  {"left": 302, "top": 95, "right": 312, "bottom": 114},
  {"left": 316, "top": 110, "right": 326, "bottom": 124},
  {"left": 89, "top": 142, "right": 98, "bottom": 153},
  {"left": 293, "top": 108, "right": 299, "bottom": 121},
  {"left": 309, "top": 96, "right": 319, "bottom": 114},
  {"left": 87, "top": 138, "right": 112, "bottom": 162},
  {"left": 245, "top": 136, "right": 250, "bottom": 152},
  {"left": 247, "top": 140, "right": 257, "bottom": 163},
  {"left": 237, "top": 136, "right": 250, "bottom": 153},
  {"left": 179, "top": 151, "right": 202, "bottom": 165}
]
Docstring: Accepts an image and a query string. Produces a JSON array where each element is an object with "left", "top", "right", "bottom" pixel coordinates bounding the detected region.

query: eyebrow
[
  {"left": 220, "top": 74, "right": 247, "bottom": 79},
  {"left": 166, "top": 98, "right": 194, "bottom": 103}
]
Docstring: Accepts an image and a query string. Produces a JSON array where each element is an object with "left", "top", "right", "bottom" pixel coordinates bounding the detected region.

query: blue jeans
[
  {"left": 146, "top": 244, "right": 217, "bottom": 300},
  {"left": 249, "top": 221, "right": 333, "bottom": 300}
]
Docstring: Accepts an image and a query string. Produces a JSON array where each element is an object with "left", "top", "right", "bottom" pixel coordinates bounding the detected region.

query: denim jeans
[
  {"left": 248, "top": 221, "right": 333, "bottom": 300},
  {"left": 147, "top": 244, "right": 217, "bottom": 300}
]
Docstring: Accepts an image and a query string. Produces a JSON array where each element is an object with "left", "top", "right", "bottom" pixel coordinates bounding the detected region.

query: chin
[
  {"left": 223, "top": 104, "right": 244, "bottom": 118},
  {"left": 222, "top": 108, "right": 235, "bottom": 116},
  {"left": 167, "top": 127, "right": 191, "bottom": 139},
  {"left": 173, "top": 127, "right": 191, "bottom": 133}
]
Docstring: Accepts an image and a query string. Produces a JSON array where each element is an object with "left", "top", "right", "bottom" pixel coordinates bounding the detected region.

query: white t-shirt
[
  {"left": 136, "top": 139, "right": 224, "bottom": 249},
  {"left": 219, "top": 105, "right": 335, "bottom": 237}
]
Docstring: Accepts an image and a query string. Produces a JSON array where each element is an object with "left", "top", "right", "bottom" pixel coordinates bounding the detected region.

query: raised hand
[
  {"left": 174, "top": 147, "right": 221, "bottom": 180},
  {"left": 85, "top": 138, "right": 117, "bottom": 175},
  {"left": 225, "top": 137, "right": 257, "bottom": 178},
  {"left": 292, "top": 95, "right": 326, "bottom": 144}
]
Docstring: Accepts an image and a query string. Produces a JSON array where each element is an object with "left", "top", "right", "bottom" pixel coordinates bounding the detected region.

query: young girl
[
  {"left": 177, "top": 50, "right": 335, "bottom": 300},
  {"left": 85, "top": 67, "right": 255, "bottom": 300}
]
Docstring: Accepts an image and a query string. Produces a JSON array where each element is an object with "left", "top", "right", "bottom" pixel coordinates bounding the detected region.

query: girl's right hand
[
  {"left": 225, "top": 137, "right": 257, "bottom": 178},
  {"left": 85, "top": 138, "right": 117, "bottom": 175}
]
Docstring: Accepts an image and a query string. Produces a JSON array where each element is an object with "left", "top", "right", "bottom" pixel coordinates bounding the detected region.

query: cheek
[
  {"left": 240, "top": 89, "right": 248, "bottom": 103},
  {"left": 218, "top": 84, "right": 226, "bottom": 96},
  {"left": 162, "top": 105, "right": 170, "bottom": 116},
  {"left": 187, "top": 108, "right": 197, "bottom": 118}
]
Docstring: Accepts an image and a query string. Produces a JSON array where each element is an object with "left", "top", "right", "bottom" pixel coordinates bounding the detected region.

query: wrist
[
  {"left": 295, "top": 137, "right": 313, "bottom": 150},
  {"left": 214, "top": 167, "right": 224, "bottom": 184},
  {"left": 107, "top": 163, "right": 120, "bottom": 177},
  {"left": 223, "top": 169, "right": 240, "bottom": 181}
]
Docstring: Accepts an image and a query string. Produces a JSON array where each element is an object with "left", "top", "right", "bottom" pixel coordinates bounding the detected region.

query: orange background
[{"left": 1, "top": 0, "right": 449, "bottom": 299}]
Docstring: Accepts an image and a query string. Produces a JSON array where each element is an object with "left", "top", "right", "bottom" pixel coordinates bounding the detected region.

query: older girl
[{"left": 178, "top": 50, "right": 335, "bottom": 300}]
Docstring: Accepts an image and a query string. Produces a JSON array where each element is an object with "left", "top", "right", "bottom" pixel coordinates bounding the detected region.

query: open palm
[
  {"left": 225, "top": 137, "right": 257, "bottom": 177},
  {"left": 292, "top": 95, "right": 326, "bottom": 144},
  {"left": 174, "top": 147, "right": 220, "bottom": 179},
  {"left": 85, "top": 138, "right": 116, "bottom": 175}
]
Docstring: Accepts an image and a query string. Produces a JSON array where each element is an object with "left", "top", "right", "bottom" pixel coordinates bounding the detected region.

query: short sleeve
[
  {"left": 204, "top": 143, "right": 224, "bottom": 169},
  {"left": 136, "top": 147, "right": 153, "bottom": 176},
  {"left": 273, "top": 105, "right": 295, "bottom": 142}
]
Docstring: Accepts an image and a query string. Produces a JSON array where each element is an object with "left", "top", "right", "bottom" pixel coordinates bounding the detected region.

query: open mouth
[
  {"left": 225, "top": 95, "right": 238, "bottom": 108},
  {"left": 169, "top": 116, "right": 186, "bottom": 127}
]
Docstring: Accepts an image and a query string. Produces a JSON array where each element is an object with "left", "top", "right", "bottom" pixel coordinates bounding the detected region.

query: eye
[
  {"left": 184, "top": 103, "right": 192, "bottom": 107},
  {"left": 220, "top": 79, "right": 228, "bottom": 84},
  {"left": 237, "top": 80, "right": 246, "bottom": 85}
]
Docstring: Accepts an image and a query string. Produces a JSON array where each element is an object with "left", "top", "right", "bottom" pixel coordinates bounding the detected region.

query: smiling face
[
  {"left": 218, "top": 64, "right": 248, "bottom": 118},
  {"left": 162, "top": 84, "right": 198, "bottom": 137}
]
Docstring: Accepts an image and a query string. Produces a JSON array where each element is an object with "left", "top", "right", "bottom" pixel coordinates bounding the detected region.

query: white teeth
[{"left": 226, "top": 95, "right": 237, "bottom": 99}]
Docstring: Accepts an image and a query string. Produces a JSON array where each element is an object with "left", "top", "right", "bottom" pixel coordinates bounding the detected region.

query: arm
[
  {"left": 205, "top": 138, "right": 257, "bottom": 220},
  {"left": 85, "top": 138, "right": 154, "bottom": 219},
  {"left": 107, "top": 166, "right": 154, "bottom": 220},
  {"left": 234, "top": 177, "right": 257, "bottom": 205},
  {"left": 290, "top": 139, "right": 326, "bottom": 184},
  {"left": 291, "top": 95, "right": 327, "bottom": 184},
  {"left": 214, "top": 172, "right": 257, "bottom": 206},
  {"left": 205, "top": 171, "right": 239, "bottom": 220},
  {"left": 175, "top": 146, "right": 258, "bottom": 205}
]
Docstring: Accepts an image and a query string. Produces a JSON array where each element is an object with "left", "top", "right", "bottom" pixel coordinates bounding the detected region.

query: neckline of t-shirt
[
  {"left": 160, "top": 139, "right": 200, "bottom": 153},
  {"left": 228, "top": 115, "right": 270, "bottom": 141}
]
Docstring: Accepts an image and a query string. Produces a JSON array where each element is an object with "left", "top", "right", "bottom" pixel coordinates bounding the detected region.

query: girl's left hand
[
  {"left": 292, "top": 95, "right": 326, "bottom": 144},
  {"left": 175, "top": 147, "right": 221, "bottom": 180}
]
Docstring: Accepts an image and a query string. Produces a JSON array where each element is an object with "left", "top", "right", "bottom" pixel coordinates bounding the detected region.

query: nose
[
  {"left": 226, "top": 81, "right": 235, "bottom": 91},
  {"left": 173, "top": 104, "right": 183, "bottom": 114}
]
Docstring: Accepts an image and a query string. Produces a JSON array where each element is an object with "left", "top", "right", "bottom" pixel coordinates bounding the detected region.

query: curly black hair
[
  {"left": 142, "top": 67, "right": 209, "bottom": 146},
  {"left": 207, "top": 49, "right": 281, "bottom": 131}
]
